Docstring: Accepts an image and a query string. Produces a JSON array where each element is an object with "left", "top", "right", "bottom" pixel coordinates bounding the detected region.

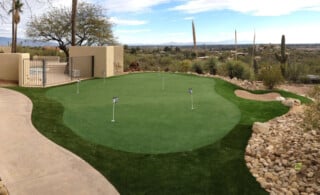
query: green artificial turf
[
  {"left": 46, "top": 73, "right": 241, "bottom": 153},
  {"left": 11, "top": 73, "right": 309, "bottom": 194}
]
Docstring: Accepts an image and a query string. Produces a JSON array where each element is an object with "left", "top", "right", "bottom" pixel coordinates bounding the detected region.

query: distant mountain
[
  {"left": 0, "top": 37, "right": 57, "bottom": 47},
  {"left": 128, "top": 39, "right": 253, "bottom": 47}
]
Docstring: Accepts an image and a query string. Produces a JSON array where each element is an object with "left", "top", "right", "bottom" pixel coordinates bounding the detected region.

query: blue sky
[{"left": 1, "top": 0, "right": 320, "bottom": 45}]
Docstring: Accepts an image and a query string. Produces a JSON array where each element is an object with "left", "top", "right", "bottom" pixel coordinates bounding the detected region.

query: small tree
[{"left": 26, "top": 2, "right": 116, "bottom": 59}]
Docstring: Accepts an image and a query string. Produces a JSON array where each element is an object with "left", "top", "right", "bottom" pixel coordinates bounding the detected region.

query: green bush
[{"left": 259, "top": 65, "right": 284, "bottom": 89}]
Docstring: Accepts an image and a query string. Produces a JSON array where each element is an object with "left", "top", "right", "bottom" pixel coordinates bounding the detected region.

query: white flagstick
[
  {"left": 162, "top": 76, "right": 165, "bottom": 90},
  {"left": 77, "top": 79, "right": 80, "bottom": 94},
  {"left": 103, "top": 71, "right": 106, "bottom": 83},
  {"left": 111, "top": 97, "right": 119, "bottom": 122},
  {"left": 111, "top": 103, "right": 115, "bottom": 122},
  {"left": 191, "top": 94, "right": 194, "bottom": 110},
  {"left": 188, "top": 88, "right": 194, "bottom": 110}
]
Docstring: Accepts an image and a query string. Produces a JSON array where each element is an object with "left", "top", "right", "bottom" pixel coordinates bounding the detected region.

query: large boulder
[
  {"left": 281, "top": 98, "right": 301, "bottom": 107},
  {"left": 252, "top": 122, "right": 270, "bottom": 134}
]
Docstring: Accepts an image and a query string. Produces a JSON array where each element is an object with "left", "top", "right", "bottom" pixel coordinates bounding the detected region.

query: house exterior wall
[
  {"left": 113, "top": 46, "right": 124, "bottom": 75},
  {"left": 0, "top": 53, "right": 29, "bottom": 83},
  {"left": 69, "top": 46, "right": 123, "bottom": 78}
]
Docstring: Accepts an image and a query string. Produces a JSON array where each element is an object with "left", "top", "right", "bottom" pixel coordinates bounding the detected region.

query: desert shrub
[
  {"left": 259, "top": 64, "right": 284, "bottom": 89},
  {"left": 217, "top": 62, "right": 229, "bottom": 77},
  {"left": 203, "top": 58, "right": 218, "bottom": 75},
  {"left": 192, "top": 62, "right": 204, "bottom": 74},
  {"left": 129, "top": 62, "right": 140, "bottom": 71},
  {"left": 177, "top": 60, "right": 192, "bottom": 72},
  {"left": 304, "top": 85, "right": 320, "bottom": 131},
  {"left": 220, "top": 60, "right": 252, "bottom": 80},
  {"left": 286, "top": 62, "right": 308, "bottom": 82}
]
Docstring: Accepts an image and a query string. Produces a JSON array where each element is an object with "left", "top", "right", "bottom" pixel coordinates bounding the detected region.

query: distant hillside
[{"left": 0, "top": 37, "right": 57, "bottom": 47}]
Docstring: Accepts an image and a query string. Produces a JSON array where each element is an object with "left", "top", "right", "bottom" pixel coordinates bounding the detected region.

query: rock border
[
  {"left": 245, "top": 105, "right": 320, "bottom": 194},
  {"left": 210, "top": 75, "right": 319, "bottom": 194}
]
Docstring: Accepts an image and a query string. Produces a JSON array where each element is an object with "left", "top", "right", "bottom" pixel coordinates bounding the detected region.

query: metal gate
[{"left": 22, "top": 56, "right": 94, "bottom": 87}]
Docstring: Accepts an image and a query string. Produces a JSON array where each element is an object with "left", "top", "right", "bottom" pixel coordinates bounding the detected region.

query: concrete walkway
[{"left": 0, "top": 88, "right": 119, "bottom": 195}]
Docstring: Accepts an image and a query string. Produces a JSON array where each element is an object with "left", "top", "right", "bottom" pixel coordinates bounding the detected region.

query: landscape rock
[
  {"left": 245, "top": 105, "right": 320, "bottom": 194},
  {"left": 252, "top": 122, "right": 270, "bottom": 134},
  {"left": 276, "top": 96, "right": 286, "bottom": 101},
  {"left": 281, "top": 98, "right": 301, "bottom": 107}
]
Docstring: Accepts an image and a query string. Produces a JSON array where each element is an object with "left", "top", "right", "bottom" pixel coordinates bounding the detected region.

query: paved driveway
[{"left": 0, "top": 88, "right": 119, "bottom": 195}]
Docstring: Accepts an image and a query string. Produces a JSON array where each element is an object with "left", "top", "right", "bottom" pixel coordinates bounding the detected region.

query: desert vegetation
[{"left": 124, "top": 41, "right": 320, "bottom": 87}]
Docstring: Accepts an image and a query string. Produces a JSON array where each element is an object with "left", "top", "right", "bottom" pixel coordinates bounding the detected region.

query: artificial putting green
[
  {"left": 46, "top": 73, "right": 241, "bottom": 153},
  {"left": 14, "top": 74, "right": 312, "bottom": 194}
]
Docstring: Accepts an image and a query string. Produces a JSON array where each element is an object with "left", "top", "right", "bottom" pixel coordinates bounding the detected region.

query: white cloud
[
  {"left": 102, "top": 0, "right": 171, "bottom": 13},
  {"left": 117, "top": 29, "right": 151, "bottom": 34},
  {"left": 110, "top": 17, "right": 147, "bottom": 26},
  {"left": 171, "top": 0, "right": 320, "bottom": 16},
  {"left": 0, "top": 0, "right": 72, "bottom": 38}
]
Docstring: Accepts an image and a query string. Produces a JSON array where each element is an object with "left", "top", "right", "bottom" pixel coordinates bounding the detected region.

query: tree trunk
[
  {"left": 14, "top": 23, "right": 17, "bottom": 51},
  {"left": 59, "top": 45, "right": 70, "bottom": 74},
  {"left": 11, "top": 0, "right": 16, "bottom": 53},
  {"left": 71, "top": 0, "right": 77, "bottom": 46}
]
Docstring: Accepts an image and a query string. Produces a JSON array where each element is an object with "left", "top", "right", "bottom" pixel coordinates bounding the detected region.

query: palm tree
[
  {"left": 9, "top": 0, "right": 23, "bottom": 53},
  {"left": 71, "top": 0, "right": 77, "bottom": 46}
]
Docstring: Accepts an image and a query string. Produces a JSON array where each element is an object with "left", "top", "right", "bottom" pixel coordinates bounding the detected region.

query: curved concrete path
[{"left": 0, "top": 88, "right": 119, "bottom": 195}]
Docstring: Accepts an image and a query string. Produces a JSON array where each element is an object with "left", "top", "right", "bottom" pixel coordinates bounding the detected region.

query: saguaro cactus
[{"left": 275, "top": 35, "right": 288, "bottom": 76}]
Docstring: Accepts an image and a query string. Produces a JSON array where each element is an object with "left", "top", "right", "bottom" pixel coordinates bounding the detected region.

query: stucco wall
[
  {"left": 69, "top": 46, "right": 123, "bottom": 78},
  {"left": 113, "top": 46, "right": 124, "bottom": 75},
  {"left": 106, "top": 46, "right": 114, "bottom": 77},
  {"left": 0, "top": 53, "right": 29, "bottom": 82}
]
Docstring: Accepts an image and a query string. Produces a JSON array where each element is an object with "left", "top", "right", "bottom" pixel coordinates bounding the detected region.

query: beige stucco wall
[
  {"left": 113, "top": 46, "right": 124, "bottom": 75},
  {"left": 69, "top": 46, "right": 123, "bottom": 78},
  {"left": 19, "top": 54, "right": 31, "bottom": 86},
  {"left": 106, "top": 46, "right": 114, "bottom": 77},
  {"left": 0, "top": 53, "right": 29, "bottom": 83}
]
